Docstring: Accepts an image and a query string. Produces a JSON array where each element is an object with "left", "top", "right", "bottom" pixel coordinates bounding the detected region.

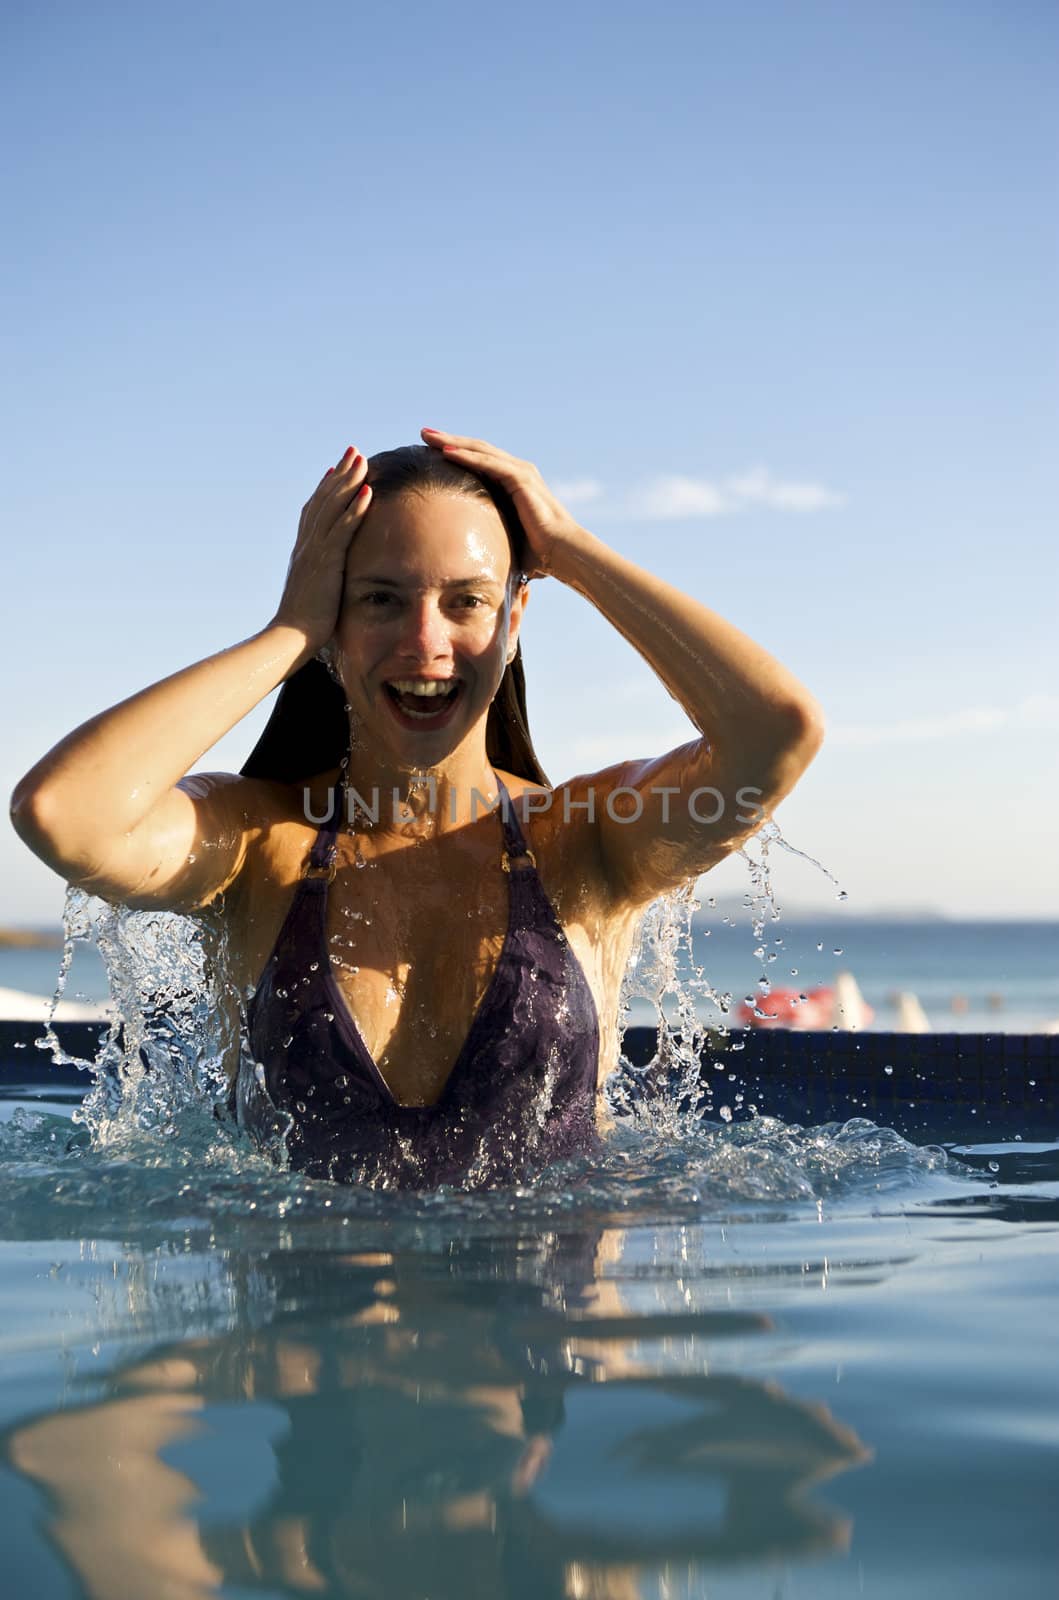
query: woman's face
[{"left": 333, "top": 489, "right": 528, "bottom": 766}]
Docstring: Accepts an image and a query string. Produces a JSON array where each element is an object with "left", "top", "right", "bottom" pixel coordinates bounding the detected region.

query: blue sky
[{"left": 3, "top": 0, "right": 1056, "bottom": 923}]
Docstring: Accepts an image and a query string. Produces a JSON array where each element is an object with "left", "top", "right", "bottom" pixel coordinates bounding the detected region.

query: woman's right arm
[
  {"left": 11, "top": 625, "right": 313, "bottom": 912},
  {"left": 9, "top": 447, "right": 372, "bottom": 912}
]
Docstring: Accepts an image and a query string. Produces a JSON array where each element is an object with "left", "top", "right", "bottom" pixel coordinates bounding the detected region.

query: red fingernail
[
  {"left": 423, "top": 428, "right": 440, "bottom": 435},
  {"left": 325, "top": 467, "right": 334, "bottom": 476}
]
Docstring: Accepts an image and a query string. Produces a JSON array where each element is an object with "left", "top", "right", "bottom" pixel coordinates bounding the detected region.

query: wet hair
[{"left": 241, "top": 445, "right": 549, "bottom": 786}]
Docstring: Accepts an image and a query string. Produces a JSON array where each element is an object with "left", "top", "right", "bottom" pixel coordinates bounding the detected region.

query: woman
[{"left": 10, "top": 428, "right": 824, "bottom": 1186}]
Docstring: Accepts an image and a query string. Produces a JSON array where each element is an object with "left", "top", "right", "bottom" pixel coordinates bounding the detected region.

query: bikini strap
[
  {"left": 303, "top": 777, "right": 344, "bottom": 881},
  {"left": 495, "top": 776, "right": 539, "bottom": 874}
]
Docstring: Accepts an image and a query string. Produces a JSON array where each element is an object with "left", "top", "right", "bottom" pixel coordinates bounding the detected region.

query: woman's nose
[{"left": 397, "top": 599, "right": 451, "bottom": 661}]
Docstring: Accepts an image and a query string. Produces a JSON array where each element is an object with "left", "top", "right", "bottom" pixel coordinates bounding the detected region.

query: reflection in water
[{"left": 5, "top": 1227, "right": 870, "bottom": 1600}]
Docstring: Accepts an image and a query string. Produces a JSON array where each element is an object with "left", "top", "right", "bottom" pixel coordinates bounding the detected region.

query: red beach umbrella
[{"left": 736, "top": 986, "right": 835, "bottom": 1030}]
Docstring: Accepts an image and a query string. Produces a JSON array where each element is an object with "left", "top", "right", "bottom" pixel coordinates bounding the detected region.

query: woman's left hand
[{"left": 420, "top": 428, "right": 584, "bottom": 579}]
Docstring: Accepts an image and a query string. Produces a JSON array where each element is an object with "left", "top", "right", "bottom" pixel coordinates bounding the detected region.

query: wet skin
[{"left": 220, "top": 493, "right": 640, "bottom": 1108}]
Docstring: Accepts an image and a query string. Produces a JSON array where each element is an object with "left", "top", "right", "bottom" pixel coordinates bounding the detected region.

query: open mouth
[{"left": 383, "top": 677, "right": 464, "bottom": 729}]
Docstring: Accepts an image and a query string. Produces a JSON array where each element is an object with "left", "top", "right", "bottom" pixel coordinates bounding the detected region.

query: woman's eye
[{"left": 355, "top": 591, "right": 487, "bottom": 611}]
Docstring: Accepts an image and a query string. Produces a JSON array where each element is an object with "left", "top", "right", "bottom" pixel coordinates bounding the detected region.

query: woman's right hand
[{"left": 271, "top": 446, "right": 373, "bottom": 658}]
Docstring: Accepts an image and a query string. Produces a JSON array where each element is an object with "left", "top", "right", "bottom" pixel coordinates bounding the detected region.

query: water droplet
[
  {"left": 719, "top": 1105, "right": 733, "bottom": 1123},
  {"left": 987, "top": 1160, "right": 1000, "bottom": 1173},
  {"left": 833, "top": 947, "right": 843, "bottom": 956},
  {"left": 883, "top": 1064, "right": 893, "bottom": 1076}
]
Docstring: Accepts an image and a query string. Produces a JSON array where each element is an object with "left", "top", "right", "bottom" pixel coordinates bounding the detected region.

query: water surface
[{"left": 2, "top": 1091, "right": 1056, "bottom": 1600}]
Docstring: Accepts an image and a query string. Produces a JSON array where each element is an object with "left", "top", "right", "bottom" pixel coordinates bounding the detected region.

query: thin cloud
[
  {"left": 552, "top": 477, "right": 605, "bottom": 508},
  {"left": 629, "top": 476, "right": 730, "bottom": 519},
  {"left": 574, "top": 467, "right": 846, "bottom": 521},
  {"left": 724, "top": 466, "right": 846, "bottom": 512},
  {"left": 560, "top": 696, "right": 1059, "bottom": 765},
  {"left": 831, "top": 696, "right": 1059, "bottom": 747}
]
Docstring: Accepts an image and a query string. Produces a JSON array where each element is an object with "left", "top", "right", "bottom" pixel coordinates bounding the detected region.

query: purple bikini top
[{"left": 236, "top": 776, "right": 601, "bottom": 1189}]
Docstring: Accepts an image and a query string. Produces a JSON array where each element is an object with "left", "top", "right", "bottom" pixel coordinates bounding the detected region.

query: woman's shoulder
[
  {"left": 496, "top": 765, "right": 613, "bottom": 907},
  {"left": 185, "top": 767, "right": 341, "bottom": 894},
  {"left": 496, "top": 760, "right": 646, "bottom": 827},
  {"left": 206, "top": 766, "right": 342, "bottom": 829},
  {"left": 498, "top": 758, "right": 682, "bottom": 921}
]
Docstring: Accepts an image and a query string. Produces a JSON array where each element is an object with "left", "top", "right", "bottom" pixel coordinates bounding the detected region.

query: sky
[{"left": 2, "top": 0, "right": 1057, "bottom": 925}]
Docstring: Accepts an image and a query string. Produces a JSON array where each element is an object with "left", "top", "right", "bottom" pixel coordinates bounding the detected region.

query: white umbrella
[
  {"left": 831, "top": 970, "right": 874, "bottom": 1030},
  {"left": 895, "top": 991, "right": 932, "bottom": 1033},
  {"left": 0, "top": 986, "right": 112, "bottom": 1023}
]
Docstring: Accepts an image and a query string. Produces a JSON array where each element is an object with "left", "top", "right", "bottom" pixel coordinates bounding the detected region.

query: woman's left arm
[
  {"left": 546, "top": 527, "right": 825, "bottom": 905},
  {"left": 421, "top": 429, "right": 825, "bottom": 908}
]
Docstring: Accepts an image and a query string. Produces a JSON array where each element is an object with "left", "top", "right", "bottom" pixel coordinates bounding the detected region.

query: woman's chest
[{"left": 230, "top": 822, "right": 620, "bottom": 1105}]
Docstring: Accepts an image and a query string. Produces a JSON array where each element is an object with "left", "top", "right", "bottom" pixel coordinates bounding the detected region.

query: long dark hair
[{"left": 241, "top": 445, "right": 549, "bottom": 787}]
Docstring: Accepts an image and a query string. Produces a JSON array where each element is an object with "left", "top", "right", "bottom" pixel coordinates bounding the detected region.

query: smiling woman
[{"left": 8, "top": 430, "right": 825, "bottom": 1187}]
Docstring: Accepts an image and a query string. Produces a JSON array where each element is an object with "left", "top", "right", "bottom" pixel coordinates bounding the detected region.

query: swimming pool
[{"left": 2, "top": 1022, "right": 1057, "bottom": 1599}]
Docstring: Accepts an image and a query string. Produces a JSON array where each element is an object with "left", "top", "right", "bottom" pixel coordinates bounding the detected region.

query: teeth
[{"left": 388, "top": 679, "right": 458, "bottom": 698}]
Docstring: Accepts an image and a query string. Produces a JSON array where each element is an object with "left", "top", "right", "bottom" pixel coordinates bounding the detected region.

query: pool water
[{"left": 1, "top": 1084, "right": 1057, "bottom": 1600}]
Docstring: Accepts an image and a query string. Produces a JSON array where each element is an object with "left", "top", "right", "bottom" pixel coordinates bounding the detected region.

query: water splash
[
  {"left": 6, "top": 871, "right": 963, "bottom": 1224},
  {"left": 40, "top": 887, "right": 246, "bottom": 1159},
  {"left": 608, "top": 816, "right": 850, "bottom": 1127},
  {"left": 28, "top": 816, "right": 865, "bottom": 1192},
  {"left": 610, "top": 883, "right": 722, "bottom": 1127}
]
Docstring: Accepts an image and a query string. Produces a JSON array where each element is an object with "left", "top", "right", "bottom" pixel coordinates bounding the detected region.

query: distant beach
[
  {"left": 0, "top": 926, "right": 61, "bottom": 949},
  {"left": 2, "top": 915, "right": 1056, "bottom": 1034}
]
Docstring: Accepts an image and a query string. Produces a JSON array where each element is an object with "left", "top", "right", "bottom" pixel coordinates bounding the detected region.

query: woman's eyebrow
[{"left": 348, "top": 574, "right": 504, "bottom": 589}]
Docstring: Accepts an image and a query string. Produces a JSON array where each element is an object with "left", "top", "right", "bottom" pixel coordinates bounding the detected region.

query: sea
[
  {"left": 3, "top": 913, "right": 1057, "bottom": 1033},
  {"left": 3, "top": 913, "right": 1058, "bottom": 1597}
]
